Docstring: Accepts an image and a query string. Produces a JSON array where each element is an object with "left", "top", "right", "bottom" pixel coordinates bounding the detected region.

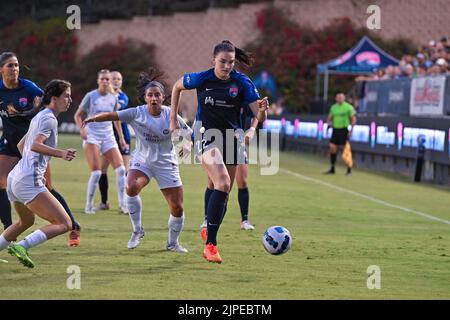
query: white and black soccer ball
[{"left": 262, "top": 226, "right": 292, "bottom": 255}]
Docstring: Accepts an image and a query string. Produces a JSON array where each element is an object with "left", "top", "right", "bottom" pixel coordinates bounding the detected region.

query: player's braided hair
[
  {"left": 136, "top": 67, "right": 168, "bottom": 104},
  {"left": 41, "top": 79, "right": 71, "bottom": 106},
  {"left": 213, "top": 40, "right": 254, "bottom": 70}
]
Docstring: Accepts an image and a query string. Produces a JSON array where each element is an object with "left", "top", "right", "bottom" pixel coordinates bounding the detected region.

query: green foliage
[
  {"left": 0, "top": 18, "right": 77, "bottom": 87},
  {"left": 245, "top": 7, "right": 416, "bottom": 113},
  {"left": 0, "top": 18, "right": 159, "bottom": 122},
  {"left": 76, "top": 38, "right": 158, "bottom": 108}
]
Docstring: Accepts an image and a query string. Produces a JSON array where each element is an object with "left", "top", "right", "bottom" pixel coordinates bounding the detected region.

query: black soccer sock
[
  {"left": 99, "top": 173, "right": 109, "bottom": 204},
  {"left": 0, "top": 189, "right": 12, "bottom": 230},
  {"left": 50, "top": 188, "right": 80, "bottom": 230},
  {"left": 204, "top": 188, "right": 214, "bottom": 220},
  {"left": 238, "top": 188, "right": 249, "bottom": 222},
  {"left": 219, "top": 196, "right": 229, "bottom": 224},
  {"left": 206, "top": 190, "right": 228, "bottom": 246},
  {"left": 330, "top": 153, "right": 337, "bottom": 168}
]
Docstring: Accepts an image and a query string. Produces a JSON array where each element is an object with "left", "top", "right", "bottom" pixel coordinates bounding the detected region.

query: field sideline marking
[{"left": 279, "top": 168, "right": 450, "bottom": 226}]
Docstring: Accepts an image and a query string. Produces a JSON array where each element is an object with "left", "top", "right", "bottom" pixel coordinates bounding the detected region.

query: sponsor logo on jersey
[
  {"left": 205, "top": 96, "right": 214, "bottom": 106},
  {"left": 19, "top": 97, "right": 28, "bottom": 108},
  {"left": 229, "top": 86, "right": 238, "bottom": 98}
]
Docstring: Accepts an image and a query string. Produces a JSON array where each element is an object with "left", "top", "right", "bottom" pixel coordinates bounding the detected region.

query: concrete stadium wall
[{"left": 75, "top": 0, "right": 450, "bottom": 117}]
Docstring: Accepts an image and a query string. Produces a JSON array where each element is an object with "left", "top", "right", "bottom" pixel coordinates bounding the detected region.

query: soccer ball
[{"left": 262, "top": 226, "right": 292, "bottom": 255}]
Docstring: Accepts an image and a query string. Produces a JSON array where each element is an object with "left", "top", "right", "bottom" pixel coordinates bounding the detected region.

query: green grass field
[{"left": 1, "top": 134, "right": 449, "bottom": 299}]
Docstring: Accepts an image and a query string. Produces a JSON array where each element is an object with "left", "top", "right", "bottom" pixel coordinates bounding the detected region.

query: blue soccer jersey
[
  {"left": 184, "top": 68, "right": 260, "bottom": 139},
  {"left": 0, "top": 78, "right": 43, "bottom": 153},
  {"left": 240, "top": 104, "right": 256, "bottom": 131},
  {"left": 115, "top": 91, "right": 131, "bottom": 144}
]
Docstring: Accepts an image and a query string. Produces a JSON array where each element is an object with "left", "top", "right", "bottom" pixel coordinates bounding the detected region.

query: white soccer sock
[
  {"left": 115, "top": 166, "right": 126, "bottom": 207},
  {"left": 17, "top": 229, "right": 47, "bottom": 249},
  {"left": 127, "top": 194, "right": 142, "bottom": 232},
  {"left": 0, "top": 234, "right": 10, "bottom": 251},
  {"left": 86, "top": 170, "right": 102, "bottom": 208},
  {"left": 168, "top": 213, "right": 184, "bottom": 246}
]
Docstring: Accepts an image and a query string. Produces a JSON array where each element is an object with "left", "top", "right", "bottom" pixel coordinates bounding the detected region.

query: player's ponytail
[
  {"left": 213, "top": 40, "right": 254, "bottom": 70},
  {"left": 136, "top": 68, "right": 168, "bottom": 104},
  {"left": 41, "top": 79, "right": 71, "bottom": 106}
]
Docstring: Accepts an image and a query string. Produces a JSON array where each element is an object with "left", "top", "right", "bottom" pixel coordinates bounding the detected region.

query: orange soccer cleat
[
  {"left": 201, "top": 227, "right": 207, "bottom": 242},
  {"left": 203, "top": 243, "right": 222, "bottom": 264},
  {"left": 68, "top": 229, "right": 80, "bottom": 247}
]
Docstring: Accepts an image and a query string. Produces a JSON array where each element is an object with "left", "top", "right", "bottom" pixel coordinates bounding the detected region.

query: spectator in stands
[
  {"left": 428, "top": 64, "right": 441, "bottom": 76},
  {"left": 399, "top": 64, "right": 414, "bottom": 78},
  {"left": 381, "top": 65, "right": 395, "bottom": 80},
  {"left": 416, "top": 65, "right": 427, "bottom": 77},
  {"left": 436, "top": 58, "right": 449, "bottom": 74}
]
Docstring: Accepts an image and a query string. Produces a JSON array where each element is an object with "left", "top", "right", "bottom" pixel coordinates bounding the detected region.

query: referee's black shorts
[{"left": 330, "top": 128, "right": 349, "bottom": 146}]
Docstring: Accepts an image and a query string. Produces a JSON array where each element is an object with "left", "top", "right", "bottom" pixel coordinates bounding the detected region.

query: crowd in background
[{"left": 357, "top": 35, "right": 450, "bottom": 82}]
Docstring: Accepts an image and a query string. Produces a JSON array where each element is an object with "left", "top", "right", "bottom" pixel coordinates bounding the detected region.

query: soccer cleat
[
  {"left": 199, "top": 219, "right": 207, "bottom": 229},
  {"left": 68, "top": 229, "right": 80, "bottom": 247},
  {"left": 7, "top": 243, "right": 34, "bottom": 268},
  {"left": 127, "top": 228, "right": 145, "bottom": 249},
  {"left": 201, "top": 227, "right": 207, "bottom": 242},
  {"left": 95, "top": 202, "right": 110, "bottom": 211},
  {"left": 346, "top": 168, "right": 352, "bottom": 176},
  {"left": 167, "top": 242, "right": 188, "bottom": 253},
  {"left": 203, "top": 243, "right": 222, "bottom": 264},
  {"left": 84, "top": 205, "right": 96, "bottom": 214},
  {"left": 323, "top": 168, "right": 335, "bottom": 175},
  {"left": 240, "top": 220, "right": 255, "bottom": 230},
  {"left": 118, "top": 204, "right": 129, "bottom": 215}
]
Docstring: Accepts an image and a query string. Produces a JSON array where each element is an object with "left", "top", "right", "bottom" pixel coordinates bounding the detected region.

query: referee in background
[{"left": 324, "top": 93, "right": 356, "bottom": 175}]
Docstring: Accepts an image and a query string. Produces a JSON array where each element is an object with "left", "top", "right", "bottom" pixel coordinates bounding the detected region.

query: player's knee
[
  {"left": 115, "top": 165, "right": 126, "bottom": 176},
  {"left": 215, "top": 175, "right": 231, "bottom": 193},
  {"left": 126, "top": 183, "right": 141, "bottom": 197},
  {"left": 236, "top": 178, "right": 247, "bottom": 189},
  {"left": 0, "top": 177, "right": 7, "bottom": 189},
  {"left": 171, "top": 203, "right": 184, "bottom": 216}
]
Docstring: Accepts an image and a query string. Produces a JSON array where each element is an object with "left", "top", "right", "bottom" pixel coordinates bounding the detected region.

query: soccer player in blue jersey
[
  {"left": 200, "top": 107, "right": 259, "bottom": 231},
  {"left": 97, "top": 71, "right": 131, "bottom": 211},
  {"left": 170, "top": 40, "right": 269, "bottom": 263},
  {"left": 0, "top": 52, "right": 81, "bottom": 247}
]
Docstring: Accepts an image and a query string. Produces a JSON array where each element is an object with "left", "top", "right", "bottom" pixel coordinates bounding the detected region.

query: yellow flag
[{"left": 342, "top": 142, "right": 353, "bottom": 168}]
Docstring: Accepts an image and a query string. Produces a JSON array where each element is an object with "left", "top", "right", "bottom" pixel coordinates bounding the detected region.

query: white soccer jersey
[
  {"left": 10, "top": 108, "right": 58, "bottom": 183},
  {"left": 117, "top": 105, "right": 191, "bottom": 164},
  {"left": 80, "top": 89, "right": 117, "bottom": 139}
]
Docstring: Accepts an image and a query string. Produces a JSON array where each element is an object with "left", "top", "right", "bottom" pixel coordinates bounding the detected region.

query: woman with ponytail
[
  {"left": 0, "top": 52, "right": 81, "bottom": 247},
  {"left": 0, "top": 79, "right": 77, "bottom": 268},
  {"left": 74, "top": 69, "right": 128, "bottom": 215},
  {"left": 82, "top": 69, "right": 192, "bottom": 253},
  {"left": 170, "top": 40, "right": 269, "bottom": 263}
]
